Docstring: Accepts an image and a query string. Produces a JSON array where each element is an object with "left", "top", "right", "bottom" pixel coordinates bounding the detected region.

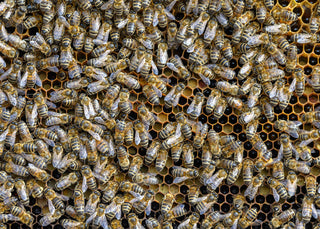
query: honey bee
[
  {"left": 172, "top": 166, "right": 199, "bottom": 184},
  {"left": 293, "top": 68, "right": 305, "bottom": 97},
  {"left": 295, "top": 143, "right": 313, "bottom": 164},
  {"left": 205, "top": 169, "right": 228, "bottom": 191},
  {"left": 187, "top": 92, "right": 205, "bottom": 120},
  {"left": 207, "top": 130, "right": 221, "bottom": 159},
  {"left": 244, "top": 174, "right": 264, "bottom": 201},
  {"left": 302, "top": 196, "right": 314, "bottom": 223},
  {"left": 274, "top": 120, "right": 302, "bottom": 138},
  {"left": 238, "top": 207, "right": 258, "bottom": 229},
  {"left": 34, "top": 128, "right": 57, "bottom": 147},
  {"left": 127, "top": 156, "right": 143, "bottom": 179},
  {"left": 85, "top": 190, "right": 101, "bottom": 215},
  {"left": 132, "top": 190, "right": 154, "bottom": 216},
  {"left": 245, "top": 120, "right": 259, "bottom": 141},
  {"left": 286, "top": 170, "right": 297, "bottom": 197},
  {"left": 159, "top": 122, "right": 176, "bottom": 140},
  {"left": 44, "top": 187, "right": 68, "bottom": 215},
  {"left": 26, "top": 179, "right": 43, "bottom": 198},
  {"left": 39, "top": 209, "right": 64, "bottom": 227},
  {"left": 1, "top": 81, "right": 17, "bottom": 106},
  {"left": 86, "top": 203, "right": 108, "bottom": 229},
  {"left": 164, "top": 83, "right": 185, "bottom": 108},
  {"left": 260, "top": 96, "right": 274, "bottom": 121},
  {"left": 116, "top": 146, "right": 129, "bottom": 171},
  {"left": 0, "top": 41, "right": 17, "bottom": 59},
  {"left": 194, "top": 193, "right": 218, "bottom": 215},
  {"left": 101, "top": 180, "right": 119, "bottom": 204},
  {"left": 285, "top": 159, "right": 310, "bottom": 174},
  {"left": 271, "top": 209, "right": 296, "bottom": 228},
  {"left": 164, "top": 204, "right": 187, "bottom": 221},
  {"left": 177, "top": 212, "right": 200, "bottom": 229},
  {"left": 153, "top": 3, "right": 175, "bottom": 28},
  {"left": 134, "top": 120, "right": 151, "bottom": 148},
  {"left": 239, "top": 106, "right": 261, "bottom": 125},
  {"left": 144, "top": 140, "right": 160, "bottom": 165},
  {"left": 60, "top": 219, "right": 85, "bottom": 229},
  {"left": 305, "top": 175, "right": 317, "bottom": 197},
  {"left": 127, "top": 213, "right": 143, "bottom": 229},
  {"left": 273, "top": 8, "right": 298, "bottom": 22},
  {"left": 167, "top": 55, "right": 191, "bottom": 80},
  {"left": 76, "top": 117, "right": 103, "bottom": 141},
  {"left": 233, "top": 10, "right": 255, "bottom": 30},
  {"left": 27, "top": 163, "right": 50, "bottom": 182},
  {"left": 268, "top": 176, "right": 289, "bottom": 202},
  {"left": 14, "top": 178, "right": 29, "bottom": 206},
  {"left": 81, "top": 165, "right": 97, "bottom": 192},
  {"left": 308, "top": 66, "right": 320, "bottom": 92},
  {"left": 145, "top": 218, "right": 160, "bottom": 229},
  {"left": 193, "top": 122, "right": 207, "bottom": 149},
  {"left": 73, "top": 184, "right": 85, "bottom": 216},
  {"left": 216, "top": 81, "right": 240, "bottom": 96},
  {"left": 223, "top": 209, "right": 242, "bottom": 229},
  {"left": 29, "top": 32, "right": 51, "bottom": 56},
  {"left": 10, "top": 206, "right": 34, "bottom": 227},
  {"left": 154, "top": 147, "right": 167, "bottom": 172},
  {"left": 55, "top": 172, "right": 79, "bottom": 191},
  {"left": 0, "top": 59, "right": 22, "bottom": 84},
  {"left": 9, "top": 98, "right": 26, "bottom": 123}
]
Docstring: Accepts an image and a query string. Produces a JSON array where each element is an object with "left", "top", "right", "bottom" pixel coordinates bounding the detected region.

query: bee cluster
[{"left": 0, "top": 0, "right": 319, "bottom": 228}]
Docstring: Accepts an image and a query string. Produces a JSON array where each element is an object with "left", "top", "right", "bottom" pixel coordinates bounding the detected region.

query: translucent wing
[
  {"left": 135, "top": 130, "right": 141, "bottom": 145},
  {"left": 177, "top": 219, "right": 190, "bottom": 229},
  {"left": 173, "top": 176, "right": 189, "bottom": 184},
  {"left": 272, "top": 188, "right": 280, "bottom": 202},
  {"left": 117, "top": 18, "right": 128, "bottom": 29},
  {"left": 187, "top": 101, "right": 195, "bottom": 114},
  {"left": 164, "top": 9, "right": 176, "bottom": 20},
  {"left": 87, "top": 130, "right": 102, "bottom": 141},
  {"left": 48, "top": 199, "right": 55, "bottom": 215},
  {"left": 82, "top": 176, "right": 88, "bottom": 193},
  {"left": 86, "top": 212, "right": 97, "bottom": 226},
  {"left": 153, "top": 11, "right": 159, "bottom": 26},
  {"left": 145, "top": 201, "right": 152, "bottom": 216},
  {"left": 111, "top": 98, "right": 120, "bottom": 111},
  {"left": 19, "top": 71, "right": 28, "bottom": 88},
  {"left": 0, "top": 129, "right": 9, "bottom": 141},
  {"left": 151, "top": 61, "right": 159, "bottom": 75},
  {"left": 199, "top": 73, "right": 210, "bottom": 85},
  {"left": 167, "top": 62, "right": 179, "bottom": 72},
  {"left": 136, "top": 58, "right": 145, "bottom": 73}
]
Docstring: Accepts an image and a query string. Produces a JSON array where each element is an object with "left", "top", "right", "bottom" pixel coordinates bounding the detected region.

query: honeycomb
[{"left": 0, "top": 0, "right": 320, "bottom": 228}]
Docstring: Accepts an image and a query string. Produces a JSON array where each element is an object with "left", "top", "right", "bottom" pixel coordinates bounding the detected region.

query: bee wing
[
  {"left": 0, "top": 128, "right": 8, "bottom": 141},
  {"left": 173, "top": 176, "right": 189, "bottom": 184},
  {"left": 82, "top": 176, "right": 88, "bottom": 193},
  {"left": 45, "top": 117, "right": 60, "bottom": 126},
  {"left": 164, "top": 9, "right": 176, "bottom": 20},
  {"left": 47, "top": 199, "right": 55, "bottom": 215},
  {"left": 117, "top": 18, "right": 128, "bottom": 29},
  {"left": 146, "top": 200, "right": 152, "bottom": 216},
  {"left": 111, "top": 97, "right": 120, "bottom": 112},
  {"left": 83, "top": 104, "right": 91, "bottom": 120},
  {"left": 79, "top": 144, "right": 87, "bottom": 160},
  {"left": 230, "top": 218, "right": 239, "bottom": 229},
  {"left": 289, "top": 78, "right": 296, "bottom": 92},
  {"left": 153, "top": 10, "right": 159, "bottom": 26},
  {"left": 86, "top": 212, "right": 97, "bottom": 226},
  {"left": 108, "top": 138, "right": 115, "bottom": 157},
  {"left": 277, "top": 145, "right": 283, "bottom": 162},
  {"left": 199, "top": 73, "right": 211, "bottom": 85},
  {"left": 175, "top": 123, "right": 182, "bottom": 138},
  {"left": 272, "top": 188, "right": 280, "bottom": 202},
  {"left": 0, "top": 66, "right": 12, "bottom": 81},
  {"left": 87, "top": 130, "right": 101, "bottom": 141},
  {"left": 287, "top": 179, "right": 297, "bottom": 197},
  {"left": 174, "top": 54, "right": 184, "bottom": 65},
  {"left": 244, "top": 183, "right": 254, "bottom": 200},
  {"left": 159, "top": 48, "right": 168, "bottom": 64},
  {"left": 151, "top": 60, "right": 159, "bottom": 75},
  {"left": 135, "top": 130, "right": 141, "bottom": 145},
  {"left": 269, "top": 85, "right": 278, "bottom": 99},
  {"left": 100, "top": 214, "right": 109, "bottom": 229},
  {"left": 152, "top": 85, "right": 162, "bottom": 98},
  {"left": 177, "top": 219, "right": 190, "bottom": 229},
  {"left": 136, "top": 58, "right": 146, "bottom": 73},
  {"left": 187, "top": 101, "right": 195, "bottom": 114},
  {"left": 167, "top": 62, "right": 179, "bottom": 72},
  {"left": 101, "top": 0, "right": 114, "bottom": 10},
  {"left": 19, "top": 71, "right": 28, "bottom": 88},
  {"left": 166, "top": 0, "right": 177, "bottom": 12},
  {"left": 164, "top": 87, "right": 175, "bottom": 102},
  {"left": 190, "top": 15, "right": 202, "bottom": 30}
]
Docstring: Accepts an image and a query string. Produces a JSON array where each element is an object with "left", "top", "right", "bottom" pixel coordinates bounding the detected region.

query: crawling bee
[
  {"left": 274, "top": 120, "right": 302, "bottom": 138},
  {"left": 244, "top": 174, "right": 264, "bottom": 201},
  {"left": 172, "top": 166, "right": 199, "bottom": 184},
  {"left": 187, "top": 92, "right": 205, "bottom": 120},
  {"left": 10, "top": 206, "right": 34, "bottom": 227},
  {"left": 271, "top": 209, "right": 296, "bottom": 228},
  {"left": 167, "top": 55, "right": 191, "bottom": 80}
]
